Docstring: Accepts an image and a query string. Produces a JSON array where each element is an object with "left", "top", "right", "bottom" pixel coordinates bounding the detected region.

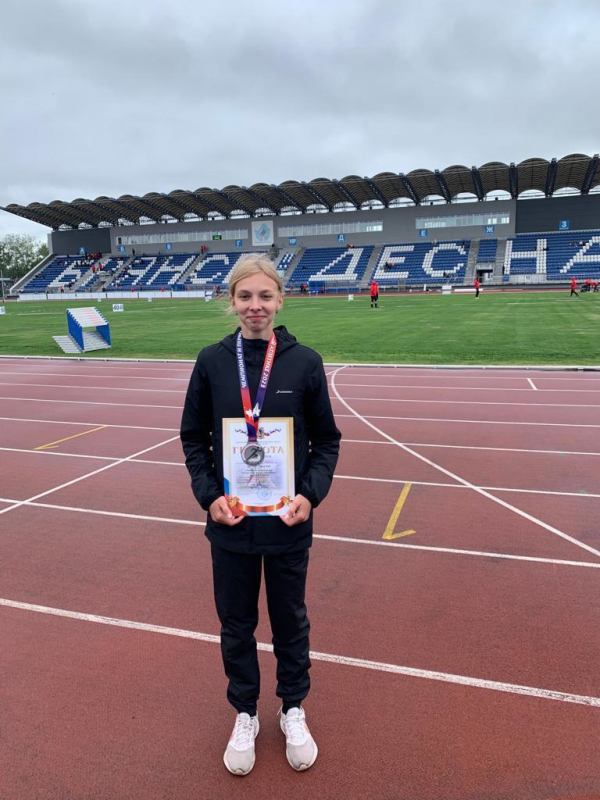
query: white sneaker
[
  {"left": 280, "top": 707, "right": 318, "bottom": 771},
  {"left": 223, "top": 712, "right": 259, "bottom": 776}
]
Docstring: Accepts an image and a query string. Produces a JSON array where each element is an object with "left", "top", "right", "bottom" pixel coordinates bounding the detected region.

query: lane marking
[
  {"left": 0, "top": 495, "right": 598, "bottom": 569},
  {"left": 330, "top": 369, "right": 600, "bottom": 561},
  {"left": 362, "top": 415, "right": 600, "bottom": 430},
  {"left": 0, "top": 381, "right": 184, "bottom": 395},
  {"left": 385, "top": 529, "right": 416, "bottom": 539},
  {"left": 4, "top": 412, "right": 600, "bottom": 431},
  {"left": 528, "top": 379, "right": 538, "bottom": 391},
  {"left": 0, "top": 396, "right": 180, "bottom": 410},
  {"left": 0, "top": 435, "right": 181, "bottom": 518},
  {"left": 34, "top": 425, "right": 107, "bottom": 451},
  {"left": 0, "top": 369, "right": 189, "bottom": 382},
  {"left": 2, "top": 393, "right": 600, "bottom": 412},
  {"left": 0, "top": 416, "right": 177, "bottom": 432},
  {"left": 3, "top": 448, "right": 600, "bottom": 500},
  {"left": 314, "top": 533, "right": 600, "bottom": 569},
  {"left": 0, "top": 447, "right": 115, "bottom": 461},
  {"left": 0, "top": 498, "right": 205, "bottom": 527},
  {"left": 334, "top": 395, "right": 600, "bottom": 410},
  {"left": 383, "top": 483, "right": 415, "bottom": 540},
  {"left": 325, "top": 372, "right": 600, "bottom": 384},
  {"left": 328, "top": 381, "right": 600, "bottom": 394},
  {"left": 1, "top": 598, "right": 599, "bottom": 708}
]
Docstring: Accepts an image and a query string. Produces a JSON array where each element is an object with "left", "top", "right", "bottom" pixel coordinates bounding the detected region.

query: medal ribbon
[{"left": 235, "top": 331, "right": 277, "bottom": 442}]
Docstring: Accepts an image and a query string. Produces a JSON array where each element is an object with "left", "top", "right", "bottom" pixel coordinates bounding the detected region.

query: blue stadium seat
[
  {"left": 288, "top": 246, "right": 374, "bottom": 290},
  {"left": 477, "top": 239, "right": 497, "bottom": 263},
  {"left": 20, "top": 255, "right": 89, "bottom": 293},
  {"left": 504, "top": 231, "right": 600, "bottom": 280},
  {"left": 372, "top": 241, "right": 470, "bottom": 285}
]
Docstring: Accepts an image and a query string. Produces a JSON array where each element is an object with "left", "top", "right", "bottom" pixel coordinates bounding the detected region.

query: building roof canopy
[{"left": 3, "top": 154, "right": 598, "bottom": 229}]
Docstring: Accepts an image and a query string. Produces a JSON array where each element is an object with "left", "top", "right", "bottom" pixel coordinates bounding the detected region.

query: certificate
[{"left": 222, "top": 417, "right": 295, "bottom": 517}]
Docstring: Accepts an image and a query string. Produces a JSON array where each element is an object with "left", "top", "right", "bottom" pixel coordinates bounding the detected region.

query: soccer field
[{"left": 1, "top": 291, "right": 599, "bottom": 365}]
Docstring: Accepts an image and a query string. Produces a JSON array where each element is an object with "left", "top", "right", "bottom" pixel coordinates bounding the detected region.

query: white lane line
[
  {"left": 1, "top": 495, "right": 598, "bottom": 569},
  {"left": 0, "top": 396, "right": 180, "bottom": 410},
  {"left": 328, "top": 381, "right": 600, "bottom": 394},
  {"left": 3, "top": 393, "right": 598, "bottom": 413},
  {"left": 3, "top": 449, "right": 600, "bottom": 500},
  {"left": 0, "top": 370, "right": 190, "bottom": 382},
  {"left": 0, "top": 447, "right": 115, "bottom": 461},
  {"left": 324, "top": 372, "right": 600, "bottom": 384},
  {"left": 333, "top": 395, "right": 600, "bottom": 409},
  {"left": 0, "top": 359, "right": 193, "bottom": 373},
  {"left": 335, "top": 474, "right": 600, "bottom": 500},
  {"left": 363, "top": 415, "right": 600, "bottom": 430},
  {"left": 397, "top": 442, "right": 600, "bottom": 457},
  {"left": 0, "top": 435, "right": 181, "bottom": 518},
  {"left": 313, "top": 534, "right": 600, "bottom": 569},
  {"left": 0, "top": 416, "right": 177, "bottom": 432},
  {"left": 330, "top": 370, "right": 600, "bottom": 560},
  {"left": 1, "top": 597, "right": 599, "bottom": 708},
  {"left": 0, "top": 498, "right": 205, "bottom": 527},
  {"left": 0, "top": 381, "right": 184, "bottom": 394},
  {"left": 3, "top": 411, "right": 600, "bottom": 433}
]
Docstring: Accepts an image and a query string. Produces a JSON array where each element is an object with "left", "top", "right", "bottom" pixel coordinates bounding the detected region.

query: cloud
[{"left": 1, "top": 0, "right": 599, "bottom": 240}]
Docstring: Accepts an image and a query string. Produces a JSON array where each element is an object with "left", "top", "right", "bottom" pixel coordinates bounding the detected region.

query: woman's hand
[
  {"left": 209, "top": 497, "right": 245, "bottom": 526},
  {"left": 281, "top": 494, "right": 312, "bottom": 527}
]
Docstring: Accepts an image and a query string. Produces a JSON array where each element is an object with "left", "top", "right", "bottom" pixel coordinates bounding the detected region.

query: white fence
[{"left": 19, "top": 291, "right": 208, "bottom": 302}]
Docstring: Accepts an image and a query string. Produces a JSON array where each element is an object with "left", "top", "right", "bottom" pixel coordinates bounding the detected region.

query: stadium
[
  {"left": 2, "top": 154, "right": 600, "bottom": 798},
  {"left": 5, "top": 152, "right": 600, "bottom": 302}
]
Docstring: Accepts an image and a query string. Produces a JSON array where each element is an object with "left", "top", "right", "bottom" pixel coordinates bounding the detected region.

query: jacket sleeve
[
  {"left": 180, "top": 354, "right": 222, "bottom": 511},
  {"left": 299, "top": 355, "right": 342, "bottom": 508}
]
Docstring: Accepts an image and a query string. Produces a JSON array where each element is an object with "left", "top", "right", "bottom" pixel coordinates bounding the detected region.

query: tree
[{"left": 0, "top": 234, "right": 49, "bottom": 284}]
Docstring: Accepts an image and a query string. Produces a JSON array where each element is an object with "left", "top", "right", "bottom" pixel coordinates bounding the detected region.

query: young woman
[{"left": 181, "top": 254, "right": 341, "bottom": 776}]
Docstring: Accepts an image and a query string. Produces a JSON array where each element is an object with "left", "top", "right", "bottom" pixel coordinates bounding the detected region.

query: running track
[{"left": 0, "top": 357, "right": 599, "bottom": 800}]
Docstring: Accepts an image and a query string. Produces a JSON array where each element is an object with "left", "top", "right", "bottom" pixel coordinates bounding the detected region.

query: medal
[
  {"left": 241, "top": 442, "right": 265, "bottom": 466},
  {"left": 235, "top": 331, "right": 277, "bottom": 466}
]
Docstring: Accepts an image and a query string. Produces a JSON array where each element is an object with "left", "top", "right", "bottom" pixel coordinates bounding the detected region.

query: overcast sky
[{"left": 1, "top": 0, "right": 599, "bottom": 240}]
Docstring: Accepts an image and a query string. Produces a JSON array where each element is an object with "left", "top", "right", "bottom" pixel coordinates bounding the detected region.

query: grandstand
[{"left": 4, "top": 152, "right": 600, "bottom": 297}]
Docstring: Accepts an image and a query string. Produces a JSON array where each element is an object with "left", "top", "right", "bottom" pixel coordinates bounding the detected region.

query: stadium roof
[{"left": 3, "top": 153, "right": 599, "bottom": 230}]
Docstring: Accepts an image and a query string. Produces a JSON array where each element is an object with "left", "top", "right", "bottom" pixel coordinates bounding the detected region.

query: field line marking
[
  {"left": 0, "top": 498, "right": 205, "bottom": 527},
  {"left": 2, "top": 412, "right": 600, "bottom": 431},
  {"left": 0, "top": 435, "right": 181, "bottom": 518},
  {"left": 3, "top": 447, "right": 600, "bottom": 500},
  {"left": 0, "top": 396, "right": 180, "bottom": 410},
  {"left": 1, "top": 597, "right": 599, "bottom": 708},
  {"left": 1, "top": 495, "right": 598, "bottom": 569},
  {"left": 362, "top": 415, "right": 600, "bottom": 429},
  {"left": 0, "top": 447, "right": 115, "bottom": 461},
  {"left": 334, "top": 395, "right": 600, "bottom": 410},
  {"left": 0, "top": 381, "right": 184, "bottom": 395},
  {"left": 0, "top": 370, "right": 189, "bottom": 382},
  {"left": 329, "top": 381, "right": 600, "bottom": 394},
  {"left": 34, "top": 425, "right": 107, "bottom": 451},
  {"left": 330, "top": 369, "right": 600, "bottom": 560},
  {"left": 383, "top": 483, "right": 412, "bottom": 539},
  {"left": 326, "top": 372, "right": 600, "bottom": 384},
  {"left": 528, "top": 379, "right": 538, "bottom": 391},
  {"left": 0, "top": 416, "right": 177, "bottom": 432},
  {"left": 313, "top": 533, "right": 600, "bottom": 568}
]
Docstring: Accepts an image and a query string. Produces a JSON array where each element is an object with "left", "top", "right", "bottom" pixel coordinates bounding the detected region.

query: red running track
[{"left": 0, "top": 357, "right": 599, "bottom": 800}]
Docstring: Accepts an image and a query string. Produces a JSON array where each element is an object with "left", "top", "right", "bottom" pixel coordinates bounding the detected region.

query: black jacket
[{"left": 180, "top": 326, "right": 341, "bottom": 554}]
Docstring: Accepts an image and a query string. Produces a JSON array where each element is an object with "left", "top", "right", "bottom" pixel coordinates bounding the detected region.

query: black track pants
[{"left": 211, "top": 543, "right": 311, "bottom": 716}]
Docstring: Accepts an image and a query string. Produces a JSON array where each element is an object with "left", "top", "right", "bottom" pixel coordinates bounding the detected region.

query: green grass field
[{"left": 1, "top": 291, "right": 599, "bottom": 365}]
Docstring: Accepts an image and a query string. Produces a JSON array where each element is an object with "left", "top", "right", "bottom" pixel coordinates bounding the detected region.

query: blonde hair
[{"left": 227, "top": 254, "right": 283, "bottom": 312}]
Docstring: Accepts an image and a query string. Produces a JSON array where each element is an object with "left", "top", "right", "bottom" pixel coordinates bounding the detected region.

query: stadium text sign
[{"left": 112, "top": 304, "right": 124, "bottom": 312}]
